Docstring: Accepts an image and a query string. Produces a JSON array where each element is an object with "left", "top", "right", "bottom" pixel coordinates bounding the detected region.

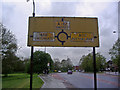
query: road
[{"left": 51, "top": 72, "right": 120, "bottom": 88}]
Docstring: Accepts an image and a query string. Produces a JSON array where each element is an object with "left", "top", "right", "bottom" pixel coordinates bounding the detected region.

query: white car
[{"left": 58, "top": 70, "right": 61, "bottom": 73}]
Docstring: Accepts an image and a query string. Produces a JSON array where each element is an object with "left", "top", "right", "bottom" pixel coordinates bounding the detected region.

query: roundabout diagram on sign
[{"left": 55, "top": 30, "right": 71, "bottom": 45}]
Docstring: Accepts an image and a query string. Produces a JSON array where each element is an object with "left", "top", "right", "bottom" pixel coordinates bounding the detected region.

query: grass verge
[{"left": 2, "top": 73, "right": 44, "bottom": 88}]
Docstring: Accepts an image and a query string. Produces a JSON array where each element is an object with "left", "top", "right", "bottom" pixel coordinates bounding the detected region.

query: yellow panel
[
  {"left": 71, "top": 32, "right": 94, "bottom": 42},
  {"left": 27, "top": 17, "right": 99, "bottom": 47}
]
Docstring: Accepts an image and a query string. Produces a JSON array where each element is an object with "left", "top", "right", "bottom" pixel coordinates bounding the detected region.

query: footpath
[
  {"left": 39, "top": 74, "right": 66, "bottom": 88},
  {"left": 105, "top": 72, "right": 119, "bottom": 76}
]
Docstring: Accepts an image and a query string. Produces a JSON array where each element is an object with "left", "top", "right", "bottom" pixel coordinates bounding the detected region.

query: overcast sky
[{"left": 1, "top": 0, "right": 119, "bottom": 65}]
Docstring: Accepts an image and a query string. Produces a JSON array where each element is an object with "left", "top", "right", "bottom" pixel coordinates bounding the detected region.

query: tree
[
  {"left": 66, "top": 58, "right": 73, "bottom": 70},
  {"left": 31, "top": 51, "right": 54, "bottom": 73},
  {"left": 13, "top": 57, "right": 27, "bottom": 73},
  {"left": 53, "top": 58, "right": 61, "bottom": 71},
  {"left": 61, "top": 58, "right": 73, "bottom": 72},
  {"left": 80, "top": 53, "right": 93, "bottom": 72},
  {"left": 109, "top": 38, "right": 120, "bottom": 72},
  {"left": 24, "top": 58, "right": 30, "bottom": 73},
  {"left": 79, "top": 53, "right": 106, "bottom": 72},
  {"left": 1, "top": 24, "right": 18, "bottom": 76},
  {"left": 96, "top": 53, "right": 106, "bottom": 71},
  {"left": 54, "top": 61, "right": 61, "bottom": 71}
]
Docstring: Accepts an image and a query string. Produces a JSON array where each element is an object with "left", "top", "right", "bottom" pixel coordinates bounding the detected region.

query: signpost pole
[
  {"left": 30, "top": 0, "right": 35, "bottom": 90},
  {"left": 93, "top": 47, "right": 97, "bottom": 90},
  {"left": 30, "top": 46, "right": 34, "bottom": 90}
]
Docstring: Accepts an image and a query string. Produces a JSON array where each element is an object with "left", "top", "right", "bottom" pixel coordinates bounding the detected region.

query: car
[
  {"left": 79, "top": 70, "right": 81, "bottom": 72},
  {"left": 67, "top": 70, "right": 72, "bottom": 74},
  {"left": 58, "top": 70, "right": 61, "bottom": 73}
]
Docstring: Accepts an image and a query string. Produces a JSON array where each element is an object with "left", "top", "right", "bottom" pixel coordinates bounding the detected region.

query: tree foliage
[
  {"left": 1, "top": 24, "right": 18, "bottom": 76},
  {"left": 53, "top": 58, "right": 73, "bottom": 72},
  {"left": 53, "top": 59, "right": 61, "bottom": 70},
  {"left": 61, "top": 58, "right": 73, "bottom": 72},
  {"left": 79, "top": 53, "right": 106, "bottom": 72},
  {"left": 109, "top": 38, "right": 120, "bottom": 72},
  {"left": 29, "top": 51, "right": 54, "bottom": 74}
]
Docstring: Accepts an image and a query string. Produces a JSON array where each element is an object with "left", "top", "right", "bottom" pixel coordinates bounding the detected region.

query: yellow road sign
[
  {"left": 28, "top": 17, "right": 99, "bottom": 47},
  {"left": 71, "top": 32, "right": 94, "bottom": 42}
]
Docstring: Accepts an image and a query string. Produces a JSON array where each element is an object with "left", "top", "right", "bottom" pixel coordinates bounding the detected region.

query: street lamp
[
  {"left": 113, "top": 31, "right": 116, "bottom": 33},
  {"left": 27, "top": 0, "right": 35, "bottom": 16},
  {"left": 27, "top": 0, "right": 36, "bottom": 90},
  {"left": 112, "top": 31, "right": 120, "bottom": 74}
]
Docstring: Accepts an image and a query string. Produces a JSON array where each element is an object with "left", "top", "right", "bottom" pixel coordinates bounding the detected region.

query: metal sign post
[
  {"left": 93, "top": 47, "right": 97, "bottom": 90},
  {"left": 30, "top": 0, "right": 35, "bottom": 90},
  {"left": 30, "top": 46, "right": 34, "bottom": 90}
]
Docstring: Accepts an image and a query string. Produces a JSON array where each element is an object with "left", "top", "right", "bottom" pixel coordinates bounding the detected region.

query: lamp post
[
  {"left": 28, "top": 0, "right": 35, "bottom": 90},
  {"left": 113, "top": 31, "right": 120, "bottom": 73}
]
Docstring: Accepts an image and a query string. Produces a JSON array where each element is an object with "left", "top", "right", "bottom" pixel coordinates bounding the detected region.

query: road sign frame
[{"left": 28, "top": 17, "right": 99, "bottom": 47}]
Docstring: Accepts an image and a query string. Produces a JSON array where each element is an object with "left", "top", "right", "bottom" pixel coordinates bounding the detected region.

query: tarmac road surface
[{"left": 39, "top": 72, "right": 120, "bottom": 89}]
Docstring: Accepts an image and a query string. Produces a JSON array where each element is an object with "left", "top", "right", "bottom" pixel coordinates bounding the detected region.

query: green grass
[
  {"left": 32, "top": 74, "right": 44, "bottom": 88},
  {"left": 2, "top": 73, "right": 44, "bottom": 88}
]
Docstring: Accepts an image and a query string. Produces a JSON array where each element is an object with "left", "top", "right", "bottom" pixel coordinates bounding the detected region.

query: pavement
[
  {"left": 39, "top": 74, "right": 66, "bottom": 88},
  {"left": 105, "top": 72, "right": 119, "bottom": 76}
]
